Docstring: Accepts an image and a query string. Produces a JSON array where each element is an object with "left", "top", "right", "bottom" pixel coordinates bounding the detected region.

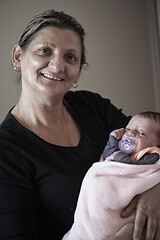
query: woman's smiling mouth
[{"left": 41, "top": 73, "right": 63, "bottom": 81}]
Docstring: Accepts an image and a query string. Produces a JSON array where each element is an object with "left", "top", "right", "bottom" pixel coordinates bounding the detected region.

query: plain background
[{"left": 0, "top": 0, "right": 160, "bottom": 122}]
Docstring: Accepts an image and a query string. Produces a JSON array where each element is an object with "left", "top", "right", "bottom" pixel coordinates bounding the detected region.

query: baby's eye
[
  {"left": 125, "top": 128, "right": 130, "bottom": 132},
  {"left": 139, "top": 131, "right": 145, "bottom": 136}
]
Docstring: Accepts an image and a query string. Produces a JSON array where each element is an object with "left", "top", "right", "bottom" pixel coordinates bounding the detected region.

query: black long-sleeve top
[{"left": 0, "top": 91, "right": 130, "bottom": 240}]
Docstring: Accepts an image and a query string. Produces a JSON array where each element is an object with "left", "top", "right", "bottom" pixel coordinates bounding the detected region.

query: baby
[
  {"left": 103, "top": 111, "right": 160, "bottom": 164},
  {"left": 63, "top": 111, "right": 160, "bottom": 240}
]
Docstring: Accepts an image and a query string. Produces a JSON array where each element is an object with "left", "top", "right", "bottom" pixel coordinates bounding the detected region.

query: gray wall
[{"left": 0, "top": 0, "right": 158, "bottom": 122}]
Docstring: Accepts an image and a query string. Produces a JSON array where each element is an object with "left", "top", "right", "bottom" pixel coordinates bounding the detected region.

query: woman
[{"left": 0, "top": 9, "right": 159, "bottom": 240}]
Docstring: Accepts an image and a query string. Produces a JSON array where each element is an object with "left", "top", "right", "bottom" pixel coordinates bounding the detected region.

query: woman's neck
[
  {"left": 14, "top": 94, "right": 66, "bottom": 127},
  {"left": 11, "top": 93, "right": 80, "bottom": 146}
]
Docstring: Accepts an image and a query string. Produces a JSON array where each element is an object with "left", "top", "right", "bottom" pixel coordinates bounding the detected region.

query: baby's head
[{"left": 124, "top": 111, "right": 160, "bottom": 154}]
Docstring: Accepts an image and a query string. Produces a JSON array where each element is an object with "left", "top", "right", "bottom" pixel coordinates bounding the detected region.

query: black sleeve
[
  {"left": 91, "top": 91, "right": 131, "bottom": 132},
  {"left": 103, "top": 135, "right": 119, "bottom": 160},
  {"left": 137, "top": 153, "right": 159, "bottom": 165},
  {"left": 0, "top": 146, "right": 37, "bottom": 239},
  {"left": 113, "top": 151, "right": 135, "bottom": 164},
  {"left": 67, "top": 90, "right": 131, "bottom": 134},
  {"left": 114, "top": 152, "right": 159, "bottom": 165},
  {"left": 105, "top": 103, "right": 130, "bottom": 133}
]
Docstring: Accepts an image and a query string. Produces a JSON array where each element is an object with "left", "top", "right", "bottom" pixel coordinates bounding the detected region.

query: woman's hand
[{"left": 121, "top": 183, "right": 160, "bottom": 240}]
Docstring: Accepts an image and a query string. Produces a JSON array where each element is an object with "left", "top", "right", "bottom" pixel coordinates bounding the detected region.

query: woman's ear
[{"left": 12, "top": 44, "right": 22, "bottom": 70}]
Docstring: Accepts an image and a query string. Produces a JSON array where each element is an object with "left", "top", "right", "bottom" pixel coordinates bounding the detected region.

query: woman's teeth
[{"left": 42, "top": 73, "right": 62, "bottom": 81}]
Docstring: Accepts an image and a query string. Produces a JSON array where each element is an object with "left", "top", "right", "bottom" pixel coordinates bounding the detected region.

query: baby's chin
[
  {"left": 130, "top": 147, "right": 145, "bottom": 155},
  {"left": 129, "top": 150, "right": 138, "bottom": 156}
]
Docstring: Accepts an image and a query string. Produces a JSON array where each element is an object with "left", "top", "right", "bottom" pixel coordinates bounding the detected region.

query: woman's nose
[{"left": 48, "top": 56, "right": 65, "bottom": 73}]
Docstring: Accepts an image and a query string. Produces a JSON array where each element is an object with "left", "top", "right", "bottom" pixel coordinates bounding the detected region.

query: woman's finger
[
  {"left": 121, "top": 196, "right": 138, "bottom": 218},
  {"left": 145, "top": 217, "right": 156, "bottom": 240},
  {"left": 154, "top": 218, "right": 160, "bottom": 240},
  {"left": 133, "top": 211, "right": 146, "bottom": 240}
]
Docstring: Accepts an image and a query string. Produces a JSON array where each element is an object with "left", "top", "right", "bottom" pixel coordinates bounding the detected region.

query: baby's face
[{"left": 124, "top": 115, "right": 160, "bottom": 154}]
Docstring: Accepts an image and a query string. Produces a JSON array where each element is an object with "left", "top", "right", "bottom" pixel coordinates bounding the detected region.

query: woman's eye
[
  {"left": 37, "top": 48, "right": 52, "bottom": 56},
  {"left": 65, "top": 55, "right": 77, "bottom": 63}
]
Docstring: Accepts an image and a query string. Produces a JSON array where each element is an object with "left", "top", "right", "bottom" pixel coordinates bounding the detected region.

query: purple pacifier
[{"left": 118, "top": 134, "right": 135, "bottom": 154}]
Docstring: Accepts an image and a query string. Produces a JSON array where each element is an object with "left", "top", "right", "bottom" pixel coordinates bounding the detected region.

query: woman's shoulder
[
  {"left": 64, "top": 90, "right": 111, "bottom": 108},
  {"left": 0, "top": 110, "right": 13, "bottom": 131},
  {"left": 0, "top": 109, "right": 24, "bottom": 146},
  {"left": 65, "top": 90, "right": 109, "bottom": 99},
  {"left": 0, "top": 108, "right": 17, "bottom": 130},
  {"left": 65, "top": 90, "right": 130, "bottom": 131}
]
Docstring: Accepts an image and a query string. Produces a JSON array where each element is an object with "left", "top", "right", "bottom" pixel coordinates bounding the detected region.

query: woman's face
[{"left": 14, "top": 26, "right": 81, "bottom": 100}]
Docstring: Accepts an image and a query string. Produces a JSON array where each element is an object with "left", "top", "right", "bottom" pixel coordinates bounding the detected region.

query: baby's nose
[{"left": 127, "top": 129, "right": 136, "bottom": 137}]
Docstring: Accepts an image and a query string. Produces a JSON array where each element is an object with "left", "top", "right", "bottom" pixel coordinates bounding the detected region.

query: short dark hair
[
  {"left": 19, "top": 9, "right": 87, "bottom": 69},
  {"left": 138, "top": 111, "right": 160, "bottom": 123}
]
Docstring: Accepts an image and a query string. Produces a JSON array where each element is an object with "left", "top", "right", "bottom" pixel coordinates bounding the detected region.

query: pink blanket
[{"left": 63, "top": 159, "right": 160, "bottom": 240}]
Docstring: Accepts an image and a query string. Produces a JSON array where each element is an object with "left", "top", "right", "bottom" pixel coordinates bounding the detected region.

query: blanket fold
[{"left": 63, "top": 159, "right": 160, "bottom": 240}]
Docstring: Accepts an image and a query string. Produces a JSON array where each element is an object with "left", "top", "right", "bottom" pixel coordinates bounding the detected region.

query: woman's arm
[{"left": 121, "top": 183, "right": 160, "bottom": 240}]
